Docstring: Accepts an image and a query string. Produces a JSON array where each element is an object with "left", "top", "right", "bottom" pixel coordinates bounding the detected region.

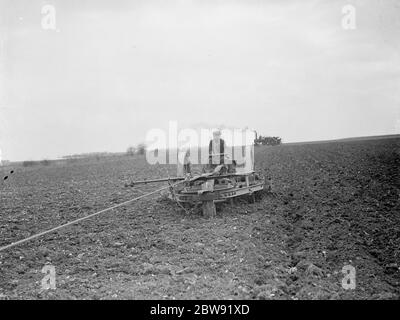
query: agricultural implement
[{"left": 126, "top": 151, "right": 265, "bottom": 218}]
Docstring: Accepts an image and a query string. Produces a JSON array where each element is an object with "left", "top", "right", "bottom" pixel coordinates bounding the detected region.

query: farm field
[{"left": 0, "top": 136, "right": 399, "bottom": 299}]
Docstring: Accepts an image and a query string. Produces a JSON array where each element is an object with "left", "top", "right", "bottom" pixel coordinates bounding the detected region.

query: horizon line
[{"left": 2, "top": 133, "right": 399, "bottom": 164}]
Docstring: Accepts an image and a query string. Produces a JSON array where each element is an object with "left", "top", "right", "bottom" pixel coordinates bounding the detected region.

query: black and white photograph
[{"left": 0, "top": 0, "right": 399, "bottom": 305}]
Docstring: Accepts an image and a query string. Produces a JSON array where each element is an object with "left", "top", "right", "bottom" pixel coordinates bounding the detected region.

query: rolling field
[{"left": 0, "top": 137, "right": 399, "bottom": 299}]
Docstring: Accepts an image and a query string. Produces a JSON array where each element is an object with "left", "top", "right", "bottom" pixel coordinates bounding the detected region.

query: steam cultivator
[{"left": 126, "top": 158, "right": 265, "bottom": 218}]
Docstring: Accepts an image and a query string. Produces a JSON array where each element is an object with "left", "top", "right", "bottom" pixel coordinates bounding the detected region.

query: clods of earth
[{"left": 0, "top": 137, "right": 399, "bottom": 299}]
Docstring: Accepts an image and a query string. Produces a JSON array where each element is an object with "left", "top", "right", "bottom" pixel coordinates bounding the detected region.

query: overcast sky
[{"left": 1, "top": 0, "right": 399, "bottom": 161}]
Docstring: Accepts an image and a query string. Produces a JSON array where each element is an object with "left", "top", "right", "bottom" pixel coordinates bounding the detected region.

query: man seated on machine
[{"left": 207, "top": 129, "right": 236, "bottom": 174}]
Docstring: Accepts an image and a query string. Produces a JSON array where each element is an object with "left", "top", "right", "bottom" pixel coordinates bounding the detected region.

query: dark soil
[{"left": 0, "top": 137, "right": 399, "bottom": 299}]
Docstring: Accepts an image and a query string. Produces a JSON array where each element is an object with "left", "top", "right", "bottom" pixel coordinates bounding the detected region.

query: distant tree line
[
  {"left": 126, "top": 143, "right": 146, "bottom": 156},
  {"left": 62, "top": 152, "right": 114, "bottom": 160},
  {"left": 22, "top": 159, "right": 51, "bottom": 167},
  {"left": 254, "top": 135, "right": 282, "bottom": 146}
]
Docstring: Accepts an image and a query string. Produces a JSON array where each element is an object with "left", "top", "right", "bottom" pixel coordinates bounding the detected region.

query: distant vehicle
[{"left": 254, "top": 135, "right": 282, "bottom": 146}]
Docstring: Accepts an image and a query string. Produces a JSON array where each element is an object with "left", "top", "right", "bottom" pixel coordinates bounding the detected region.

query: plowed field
[{"left": 0, "top": 137, "right": 399, "bottom": 299}]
